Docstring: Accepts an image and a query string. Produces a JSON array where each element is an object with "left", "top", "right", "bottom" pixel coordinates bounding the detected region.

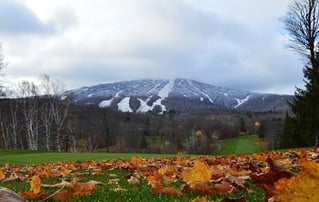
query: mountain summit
[{"left": 63, "top": 79, "right": 292, "bottom": 114}]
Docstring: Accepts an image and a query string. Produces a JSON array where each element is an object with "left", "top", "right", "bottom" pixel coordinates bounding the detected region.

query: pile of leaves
[{"left": 1, "top": 148, "right": 319, "bottom": 201}]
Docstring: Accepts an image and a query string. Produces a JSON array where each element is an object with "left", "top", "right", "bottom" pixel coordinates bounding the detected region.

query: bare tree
[
  {"left": 282, "top": 0, "right": 319, "bottom": 147},
  {"left": 19, "top": 81, "right": 40, "bottom": 150},
  {"left": 98, "top": 107, "right": 114, "bottom": 152},
  {"left": 39, "top": 74, "right": 70, "bottom": 152},
  {"left": 284, "top": 0, "right": 319, "bottom": 61}
]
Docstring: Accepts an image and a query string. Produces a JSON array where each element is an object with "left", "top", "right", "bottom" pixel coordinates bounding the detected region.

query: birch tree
[{"left": 19, "top": 81, "right": 40, "bottom": 150}]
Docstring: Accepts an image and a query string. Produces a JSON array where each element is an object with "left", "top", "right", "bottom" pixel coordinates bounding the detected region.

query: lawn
[
  {"left": 0, "top": 148, "right": 266, "bottom": 202},
  {"left": 0, "top": 149, "right": 176, "bottom": 165},
  {"left": 219, "top": 135, "right": 265, "bottom": 155}
]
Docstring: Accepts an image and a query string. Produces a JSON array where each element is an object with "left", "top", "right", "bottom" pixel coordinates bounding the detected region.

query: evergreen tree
[{"left": 281, "top": 0, "right": 319, "bottom": 147}]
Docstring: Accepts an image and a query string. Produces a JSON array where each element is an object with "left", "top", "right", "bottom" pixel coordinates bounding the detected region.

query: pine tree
[
  {"left": 281, "top": 0, "right": 319, "bottom": 147},
  {"left": 289, "top": 59, "right": 319, "bottom": 146}
]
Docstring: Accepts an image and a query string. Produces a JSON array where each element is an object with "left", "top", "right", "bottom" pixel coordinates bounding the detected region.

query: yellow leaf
[
  {"left": 181, "top": 160, "right": 212, "bottom": 182},
  {"left": 158, "top": 168, "right": 167, "bottom": 176},
  {"left": 272, "top": 160, "right": 319, "bottom": 202},
  {"left": 60, "top": 167, "right": 70, "bottom": 177},
  {"left": 30, "top": 175, "right": 41, "bottom": 194}
]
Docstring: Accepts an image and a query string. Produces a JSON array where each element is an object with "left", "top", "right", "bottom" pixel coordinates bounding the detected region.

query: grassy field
[
  {"left": 0, "top": 149, "right": 177, "bottom": 165},
  {"left": 0, "top": 137, "right": 266, "bottom": 201},
  {"left": 219, "top": 135, "right": 265, "bottom": 155}
]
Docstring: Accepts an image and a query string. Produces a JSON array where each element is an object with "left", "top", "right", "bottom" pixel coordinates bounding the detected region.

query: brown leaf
[
  {"left": 250, "top": 157, "right": 295, "bottom": 186},
  {"left": 212, "top": 181, "right": 233, "bottom": 193},
  {"left": 225, "top": 175, "right": 248, "bottom": 192},
  {"left": 70, "top": 178, "right": 101, "bottom": 196},
  {"left": 52, "top": 190, "right": 73, "bottom": 201},
  {"left": 250, "top": 157, "right": 296, "bottom": 201},
  {"left": 183, "top": 181, "right": 213, "bottom": 194},
  {"left": 153, "top": 186, "right": 183, "bottom": 195}
]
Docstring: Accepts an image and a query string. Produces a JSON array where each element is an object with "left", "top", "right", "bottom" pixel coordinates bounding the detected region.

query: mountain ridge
[{"left": 62, "top": 78, "right": 293, "bottom": 114}]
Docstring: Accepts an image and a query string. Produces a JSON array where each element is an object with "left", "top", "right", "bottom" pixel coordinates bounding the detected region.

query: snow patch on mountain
[
  {"left": 158, "top": 79, "right": 174, "bottom": 99},
  {"left": 137, "top": 98, "right": 152, "bottom": 113},
  {"left": 98, "top": 98, "right": 113, "bottom": 108},
  {"left": 234, "top": 95, "right": 250, "bottom": 108},
  {"left": 117, "top": 97, "right": 133, "bottom": 112},
  {"left": 187, "top": 80, "right": 214, "bottom": 103}
]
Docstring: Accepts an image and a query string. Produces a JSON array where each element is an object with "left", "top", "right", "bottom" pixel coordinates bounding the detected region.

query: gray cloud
[{"left": 2, "top": 0, "right": 304, "bottom": 94}]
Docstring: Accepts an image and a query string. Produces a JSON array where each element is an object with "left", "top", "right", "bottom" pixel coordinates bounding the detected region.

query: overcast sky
[{"left": 0, "top": 0, "right": 305, "bottom": 94}]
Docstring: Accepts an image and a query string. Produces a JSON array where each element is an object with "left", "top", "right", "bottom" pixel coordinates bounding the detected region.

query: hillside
[{"left": 62, "top": 78, "right": 293, "bottom": 114}]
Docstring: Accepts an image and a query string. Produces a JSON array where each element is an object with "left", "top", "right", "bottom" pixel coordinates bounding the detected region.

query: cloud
[
  {"left": 0, "top": 0, "right": 56, "bottom": 35},
  {"left": 2, "top": 0, "right": 304, "bottom": 94}
]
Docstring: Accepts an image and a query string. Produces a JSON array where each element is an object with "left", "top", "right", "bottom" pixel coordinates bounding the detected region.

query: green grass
[
  {"left": 219, "top": 135, "right": 265, "bottom": 155},
  {"left": 0, "top": 150, "right": 176, "bottom": 165},
  {"left": 0, "top": 168, "right": 264, "bottom": 202},
  {"left": 0, "top": 140, "right": 267, "bottom": 202}
]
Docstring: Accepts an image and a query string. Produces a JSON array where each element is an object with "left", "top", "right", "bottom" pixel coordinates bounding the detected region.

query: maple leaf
[
  {"left": 271, "top": 159, "right": 319, "bottom": 202},
  {"left": 182, "top": 160, "right": 212, "bottom": 182},
  {"left": 250, "top": 157, "right": 295, "bottom": 186},
  {"left": 152, "top": 181, "right": 182, "bottom": 195},
  {"left": 70, "top": 177, "right": 101, "bottom": 196}
]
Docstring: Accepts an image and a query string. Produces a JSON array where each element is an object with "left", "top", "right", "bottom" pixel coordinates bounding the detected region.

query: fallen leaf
[
  {"left": 212, "top": 181, "right": 233, "bottom": 193},
  {"left": 52, "top": 190, "right": 72, "bottom": 201},
  {"left": 182, "top": 160, "right": 212, "bottom": 183},
  {"left": 153, "top": 185, "right": 183, "bottom": 195},
  {"left": 30, "top": 175, "right": 41, "bottom": 195},
  {"left": 70, "top": 178, "right": 102, "bottom": 196},
  {"left": 271, "top": 159, "right": 319, "bottom": 202},
  {"left": 183, "top": 181, "right": 213, "bottom": 194}
]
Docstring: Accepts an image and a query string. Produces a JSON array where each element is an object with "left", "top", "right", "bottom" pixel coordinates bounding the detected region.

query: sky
[{"left": 0, "top": 0, "right": 306, "bottom": 95}]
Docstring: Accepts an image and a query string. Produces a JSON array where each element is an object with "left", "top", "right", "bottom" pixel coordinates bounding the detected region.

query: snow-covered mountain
[{"left": 62, "top": 79, "right": 293, "bottom": 114}]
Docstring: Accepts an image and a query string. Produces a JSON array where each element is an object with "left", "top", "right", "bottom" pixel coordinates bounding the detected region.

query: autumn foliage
[{"left": 1, "top": 148, "right": 319, "bottom": 201}]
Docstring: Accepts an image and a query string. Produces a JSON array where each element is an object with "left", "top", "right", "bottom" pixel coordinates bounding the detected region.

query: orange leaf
[
  {"left": 53, "top": 190, "right": 73, "bottom": 201},
  {"left": 271, "top": 160, "right": 319, "bottom": 202},
  {"left": 183, "top": 181, "right": 213, "bottom": 194},
  {"left": 182, "top": 160, "right": 212, "bottom": 182},
  {"left": 19, "top": 190, "right": 47, "bottom": 199},
  {"left": 0, "top": 169, "right": 5, "bottom": 180},
  {"left": 211, "top": 181, "right": 233, "bottom": 193},
  {"left": 152, "top": 181, "right": 182, "bottom": 195},
  {"left": 70, "top": 178, "right": 99, "bottom": 196}
]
